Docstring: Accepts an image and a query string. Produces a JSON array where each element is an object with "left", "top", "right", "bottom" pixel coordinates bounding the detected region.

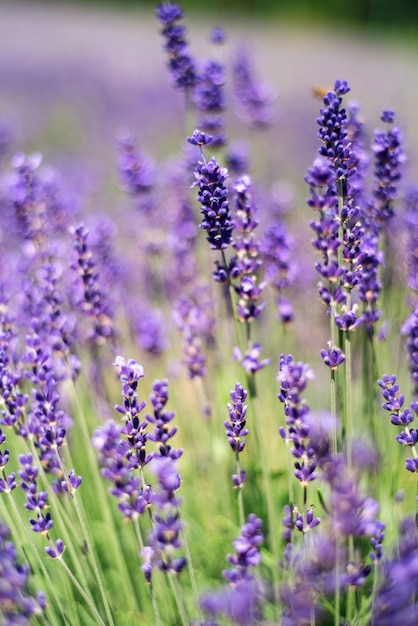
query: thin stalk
[
  {"left": 334, "top": 536, "right": 341, "bottom": 626},
  {"left": 5, "top": 490, "right": 66, "bottom": 626},
  {"left": 344, "top": 333, "right": 353, "bottom": 470},
  {"left": 346, "top": 535, "right": 355, "bottom": 623},
  {"left": 168, "top": 574, "right": 189, "bottom": 626},
  {"left": 176, "top": 503, "right": 203, "bottom": 624},
  {"left": 57, "top": 558, "right": 107, "bottom": 626},
  {"left": 249, "top": 377, "right": 280, "bottom": 614},
  {"left": 54, "top": 451, "right": 115, "bottom": 626},
  {"left": 133, "top": 518, "right": 163, "bottom": 626},
  {"left": 330, "top": 369, "right": 338, "bottom": 456},
  {"left": 370, "top": 559, "right": 380, "bottom": 626},
  {"left": 221, "top": 249, "right": 243, "bottom": 354},
  {"left": 67, "top": 377, "right": 140, "bottom": 614},
  {"left": 235, "top": 454, "right": 245, "bottom": 528}
]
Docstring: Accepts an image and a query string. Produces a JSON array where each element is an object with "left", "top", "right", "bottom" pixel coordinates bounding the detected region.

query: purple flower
[
  {"left": 193, "top": 61, "right": 226, "bottom": 148},
  {"left": 201, "top": 578, "right": 262, "bottom": 626},
  {"left": 209, "top": 26, "right": 226, "bottom": 45},
  {"left": 231, "top": 176, "right": 266, "bottom": 324},
  {"left": 371, "top": 110, "right": 405, "bottom": 227},
  {"left": 401, "top": 306, "right": 418, "bottom": 394},
  {"left": 223, "top": 513, "right": 263, "bottom": 583},
  {"left": 234, "top": 343, "right": 271, "bottom": 374},
  {"left": 173, "top": 288, "right": 215, "bottom": 380},
  {"left": 316, "top": 80, "right": 356, "bottom": 184},
  {"left": 93, "top": 419, "right": 151, "bottom": 521},
  {"left": 0, "top": 520, "right": 46, "bottom": 622},
  {"left": 192, "top": 156, "right": 233, "bottom": 251},
  {"left": 45, "top": 538, "right": 65, "bottom": 560},
  {"left": 225, "top": 383, "right": 249, "bottom": 455},
  {"left": 146, "top": 379, "right": 183, "bottom": 461},
  {"left": 232, "top": 46, "right": 276, "bottom": 128},
  {"left": 320, "top": 342, "right": 346, "bottom": 369},
  {"left": 378, "top": 374, "right": 418, "bottom": 472},
  {"left": 71, "top": 224, "right": 115, "bottom": 345},
  {"left": 117, "top": 134, "right": 154, "bottom": 200},
  {"left": 372, "top": 516, "right": 418, "bottom": 625},
  {"left": 405, "top": 186, "right": 418, "bottom": 292},
  {"left": 156, "top": 3, "right": 197, "bottom": 91},
  {"left": 143, "top": 457, "right": 186, "bottom": 579},
  {"left": 293, "top": 505, "right": 320, "bottom": 534},
  {"left": 187, "top": 129, "right": 213, "bottom": 147}
]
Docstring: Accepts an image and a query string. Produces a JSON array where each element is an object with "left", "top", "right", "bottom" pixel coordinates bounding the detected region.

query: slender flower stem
[
  {"left": 330, "top": 369, "right": 338, "bottom": 456},
  {"left": 54, "top": 452, "right": 115, "bottom": 626},
  {"left": 4, "top": 491, "right": 66, "bottom": 625},
  {"left": 168, "top": 574, "right": 189, "bottom": 626},
  {"left": 67, "top": 376, "right": 140, "bottom": 614},
  {"left": 176, "top": 503, "right": 203, "bottom": 624},
  {"left": 334, "top": 536, "right": 341, "bottom": 626},
  {"left": 221, "top": 249, "right": 244, "bottom": 354},
  {"left": 344, "top": 334, "right": 353, "bottom": 470},
  {"left": 58, "top": 558, "right": 107, "bottom": 626},
  {"left": 249, "top": 375, "right": 280, "bottom": 613},
  {"left": 235, "top": 456, "right": 245, "bottom": 528}
]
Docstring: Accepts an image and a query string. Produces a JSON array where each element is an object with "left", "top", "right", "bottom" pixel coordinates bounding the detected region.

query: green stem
[
  {"left": 249, "top": 376, "right": 280, "bottom": 614},
  {"left": 344, "top": 333, "right": 353, "bottom": 470},
  {"left": 58, "top": 557, "right": 107, "bottom": 626},
  {"left": 176, "top": 504, "right": 203, "bottom": 624},
  {"left": 236, "top": 454, "right": 245, "bottom": 528},
  {"left": 167, "top": 574, "right": 189, "bottom": 626},
  {"left": 54, "top": 451, "right": 114, "bottom": 626}
]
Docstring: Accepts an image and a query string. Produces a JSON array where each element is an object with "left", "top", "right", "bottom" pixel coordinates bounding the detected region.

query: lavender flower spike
[
  {"left": 192, "top": 154, "right": 233, "bottom": 250},
  {"left": 156, "top": 3, "right": 197, "bottom": 92},
  {"left": 225, "top": 384, "right": 249, "bottom": 455}
]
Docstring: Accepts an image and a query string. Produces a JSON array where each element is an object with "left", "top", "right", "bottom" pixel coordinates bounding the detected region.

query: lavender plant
[{"left": 1, "top": 3, "right": 418, "bottom": 625}]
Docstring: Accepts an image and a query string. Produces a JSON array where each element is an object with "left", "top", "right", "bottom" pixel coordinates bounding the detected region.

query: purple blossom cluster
[
  {"left": 371, "top": 110, "right": 405, "bottom": 228},
  {"left": 19, "top": 453, "right": 54, "bottom": 536},
  {"left": 232, "top": 46, "right": 276, "bottom": 128},
  {"left": 378, "top": 374, "right": 418, "bottom": 472},
  {"left": 401, "top": 306, "right": 418, "bottom": 394},
  {"left": 142, "top": 457, "right": 186, "bottom": 581},
  {"left": 117, "top": 134, "right": 154, "bottom": 202},
  {"left": 277, "top": 354, "right": 319, "bottom": 491},
  {"left": 71, "top": 224, "right": 115, "bottom": 345},
  {"left": 193, "top": 59, "right": 226, "bottom": 148},
  {"left": 372, "top": 516, "right": 418, "bottom": 625},
  {"left": 201, "top": 514, "right": 263, "bottom": 625},
  {"left": 405, "top": 186, "right": 418, "bottom": 292},
  {"left": 173, "top": 286, "right": 216, "bottom": 379},
  {"left": 230, "top": 176, "right": 266, "bottom": 325},
  {"left": 190, "top": 141, "right": 234, "bottom": 251},
  {"left": 225, "top": 383, "right": 248, "bottom": 488},
  {"left": 156, "top": 3, "right": 197, "bottom": 92},
  {"left": 0, "top": 520, "right": 46, "bottom": 623},
  {"left": 261, "top": 217, "right": 295, "bottom": 325}
]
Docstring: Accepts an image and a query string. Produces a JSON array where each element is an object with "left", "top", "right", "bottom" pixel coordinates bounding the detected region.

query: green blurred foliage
[{"left": 35, "top": 0, "right": 418, "bottom": 28}]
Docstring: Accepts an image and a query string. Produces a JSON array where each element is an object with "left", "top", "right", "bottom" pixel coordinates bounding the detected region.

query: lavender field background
[{"left": 1, "top": 1, "right": 418, "bottom": 625}]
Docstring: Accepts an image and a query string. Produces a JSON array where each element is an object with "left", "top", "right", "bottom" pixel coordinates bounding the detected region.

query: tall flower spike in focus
[{"left": 189, "top": 130, "right": 233, "bottom": 251}]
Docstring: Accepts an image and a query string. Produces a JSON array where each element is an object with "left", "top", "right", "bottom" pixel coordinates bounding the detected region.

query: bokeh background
[{"left": 1, "top": 0, "right": 418, "bottom": 211}]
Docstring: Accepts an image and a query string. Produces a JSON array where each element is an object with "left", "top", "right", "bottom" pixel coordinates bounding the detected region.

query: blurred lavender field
[
  {"left": 1, "top": 1, "right": 418, "bottom": 192},
  {"left": 2, "top": 2, "right": 418, "bottom": 624}
]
